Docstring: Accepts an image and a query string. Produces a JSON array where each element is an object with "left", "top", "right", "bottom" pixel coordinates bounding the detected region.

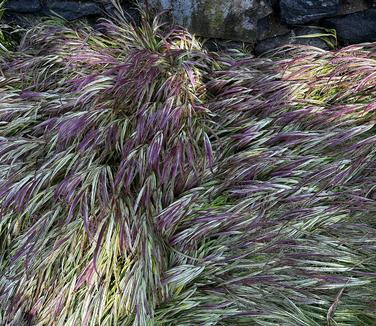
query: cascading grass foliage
[
  {"left": 0, "top": 5, "right": 376, "bottom": 326},
  {"left": 0, "top": 1, "right": 16, "bottom": 54}
]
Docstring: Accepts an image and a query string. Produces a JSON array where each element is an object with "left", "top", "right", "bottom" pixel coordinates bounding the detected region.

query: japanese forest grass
[{"left": 0, "top": 10, "right": 376, "bottom": 326}]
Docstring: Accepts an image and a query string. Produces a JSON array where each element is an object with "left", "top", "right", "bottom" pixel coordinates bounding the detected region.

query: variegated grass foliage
[
  {"left": 0, "top": 1, "right": 16, "bottom": 54},
  {"left": 0, "top": 7, "right": 376, "bottom": 326}
]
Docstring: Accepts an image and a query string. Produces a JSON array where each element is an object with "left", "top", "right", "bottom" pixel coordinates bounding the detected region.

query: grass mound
[{"left": 0, "top": 9, "right": 375, "bottom": 326}]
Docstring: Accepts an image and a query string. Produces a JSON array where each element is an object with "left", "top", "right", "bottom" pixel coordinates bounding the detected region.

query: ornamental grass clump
[
  {"left": 201, "top": 45, "right": 376, "bottom": 325},
  {"left": 0, "top": 6, "right": 376, "bottom": 326},
  {"left": 0, "top": 11, "right": 214, "bottom": 325}
]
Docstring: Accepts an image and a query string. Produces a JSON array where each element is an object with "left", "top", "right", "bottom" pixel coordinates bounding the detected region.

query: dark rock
[
  {"left": 5, "top": 0, "right": 41, "bottom": 13},
  {"left": 255, "top": 32, "right": 291, "bottom": 54},
  {"left": 265, "top": 0, "right": 280, "bottom": 11},
  {"left": 255, "top": 26, "right": 330, "bottom": 55},
  {"left": 280, "top": 0, "right": 339, "bottom": 24},
  {"left": 44, "top": 1, "right": 102, "bottom": 21},
  {"left": 257, "top": 14, "right": 290, "bottom": 41},
  {"left": 339, "top": 0, "right": 368, "bottom": 15},
  {"left": 203, "top": 39, "right": 247, "bottom": 52},
  {"left": 323, "top": 9, "right": 376, "bottom": 44},
  {"left": 103, "top": 2, "right": 140, "bottom": 24},
  {"left": 293, "top": 27, "right": 332, "bottom": 49},
  {"left": 145, "top": 0, "right": 272, "bottom": 42}
]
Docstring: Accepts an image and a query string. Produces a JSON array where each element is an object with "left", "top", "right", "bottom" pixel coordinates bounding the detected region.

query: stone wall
[
  {"left": 4, "top": 0, "right": 106, "bottom": 20},
  {"left": 145, "top": 0, "right": 376, "bottom": 53},
  {"left": 3, "top": 0, "right": 376, "bottom": 54}
]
